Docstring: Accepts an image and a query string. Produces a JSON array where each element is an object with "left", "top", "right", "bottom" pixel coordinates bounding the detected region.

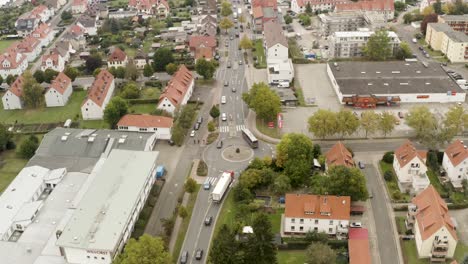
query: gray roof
[
  {"left": 445, "top": 29, "right": 468, "bottom": 42},
  {"left": 439, "top": 14, "right": 468, "bottom": 22},
  {"left": 28, "top": 128, "right": 156, "bottom": 172},
  {"left": 428, "top": 22, "right": 452, "bottom": 32},
  {"left": 329, "top": 61, "right": 464, "bottom": 95},
  {"left": 56, "top": 149, "right": 159, "bottom": 252},
  {"left": 263, "top": 20, "right": 288, "bottom": 48},
  {"left": 77, "top": 15, "right": 96, "bottom": 28},
  {"left": 272, "top": 87, "right": 297, "bottom": 102}
]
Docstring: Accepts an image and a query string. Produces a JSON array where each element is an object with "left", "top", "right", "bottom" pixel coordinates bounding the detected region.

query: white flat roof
[
  {"left": 0, "top": 166, "right": 50, "bottom": 240},
  {"left": 334, "top": 30, "right": 398, "bottom": 38},
  {"left": 56, "top": 150, "right": 158, "bottom": 252}
]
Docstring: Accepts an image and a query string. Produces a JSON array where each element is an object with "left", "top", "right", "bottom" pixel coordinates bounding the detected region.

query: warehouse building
[{"left": 327, "top": 61, "right": 466, "bottom": 104}]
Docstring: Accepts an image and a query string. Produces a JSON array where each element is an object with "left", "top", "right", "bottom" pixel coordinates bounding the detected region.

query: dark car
[
  {"left": 195, "top": 249, "right": 204, "bottom": 260},
  {"left": 216, "top": 140, "right": 223, "bottom": 149},
  {"left": 197, "top": 117, "right": 203, "bottom": 124},
  {"left": 204, "top": 216, "right": 213, "bottom": 226},
  {"left": 194, "top": 122, "right": 200, "bottom": 130}
]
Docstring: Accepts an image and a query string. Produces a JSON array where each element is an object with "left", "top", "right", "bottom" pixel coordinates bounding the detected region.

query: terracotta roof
[
  {"left": 348, "top": 228, "right": 371, "bottom": 264},
  {"left": 253, "top": 6, "right": 263, "bottom": 18},
  {"left": 326, "top": 141, "right": 355, "bottom": 168},
  {"left": 48, "top": 72, "right": 71, "bottom": 95},
  {"left": 72, "top": 0, "right": 87, "bottom": 6},
  {"left": 284, "top": 193, "right": 351, "bottom": 220},
  {"left": 263, "top": 20, "right": 288, "bottom": 48},
  {"left": 394, "top": 140, "right": 427, "bottom": 168},
  {"left": 31, "top": 5, "right": 48, "bottom": 15},
  {"left": 117, "top": 114, "right": 173, "bottom": 128},
  {"left": 41, "top": 53, "right": 61, "bottom": 67},
  {"left": 70, "top": 24, "right": 85, "bottom": 36},
  {"left": 0, "top": 51, "right": 26, "bottom": 70},
  {"left": 444, "top": 140, "right": 468, "bottom": 167},
  {"left": 83, "top": 69, "right": 114, "bottom": 107},
  {"left": 108, "top": 47, "right": 127, "bottom": 62},
  {"left": 252, "top": 0, "right": 277, "bottom": 8},
  {"left": 336, "top": 0, "right": 395, "bottom": 12},
  {"left": 32, "top": 23, "right": 52, "bottom": 38},
  {"left": 158, "top": 0, "right": 170, "bottom": 9},
  {"left": 412, "top": 185, "right": 457, "bottom": 241},
  {"left": 195, "top": 47, "right": 213, "bottom": 59},
  {"left": 15, "top": 36, "right": 40, "bottom": 53},
  {"left": 158, "top": 65, "right": 193, "bottom": 107},
  {"left": 7, "top": 76, "right": 25, "bottom": 98},
  {"left": 189, "top": 35, "right": 216, "bottom": 49}
]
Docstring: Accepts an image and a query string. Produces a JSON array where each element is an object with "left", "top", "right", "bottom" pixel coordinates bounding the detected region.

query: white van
[
  {"left": 221, "top": 96, "right": 227, "bottom": 104},
  {"left": 278, "top": 82, "right": 290, "bottom": 88}
]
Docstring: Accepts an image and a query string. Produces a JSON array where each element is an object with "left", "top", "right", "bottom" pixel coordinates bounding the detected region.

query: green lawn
[
  {"left": 395, "top": 216, "right": 407, "bottom": 234},
  {"left": 401, "top": 240, "right": 428, "bottom": 264},
  {"left": 426, "top": 170, "right": 448, "bottom": 197},
  {"left": 379, "top": 161, "right": 410, "bottom": 202},
  {"left": 254, "top": 39, "right": 267, "bottom": 69},
  {"left": 213, "top": 190, "right": 237, "bottom": 237},
  {"left": 256, "top": 117, "right": 282, "bottom": 139},
  {"left": 268, "top": 208, "right": 284, "bottom": 234},
  {"left": 0, "top": 91, "right": 87, "bottom": 124},
  {"left": 0, "top": 39, "right": 16, "bottom": 53},
  {"left": 141, "top": 87, "right": 161, "bottom": 99},
  {"left": 172, "top": 185, "right": 201, "bottom": 261},
  {"left": 79, "top": 120, "right": 109, "bottom": 129},
  {"left": 129, "top": 104, "right": 155, "bottom": 114},
  {"left": 277, "top": 250, "right": 307, "bottom": 264},
  {"left": 454, "top": 242, "right": 468, "bottom": 262}
]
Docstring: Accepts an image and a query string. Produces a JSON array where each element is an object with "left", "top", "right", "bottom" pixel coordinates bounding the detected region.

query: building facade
[
  {"left": 393, "top": 140, "right": 430, "bottom": 193},
  {"left": 438, "top": 14, "right": 468, "bottom": 34},
  {"left": 107, "top": 47, "right": 128, "bottom": 68},
  {"left": 45, "top": 72, "right": 73, "bottom": 107},
  {"left": 0, "top": 51, "right": 28, "bottom": 79},
  {"left": 81, "top": 70, "right": 115, "bottom": 120},
  {"left": 263, "top": 20, "right": 294, "bottom": 84},
  {"left": 157, "top": 65, "right": 194, "bottom": 114},
  {"left": 117, "top": 114, "right": 173, "bottom": 140},
  {"left": 330, "top": 30, "right": 400, "bottom": 58},
  {"left": 426, "top": 23, "right": 468, "bottom": 63},
  {"left": 442, "top": 140, "right": 468, "bottom": 188},
  {"left": 1, "top": 76, "right": 24, "bottom": 110},
  {"left": 318, "top": 12, "right": 369, "bottom": 36}
]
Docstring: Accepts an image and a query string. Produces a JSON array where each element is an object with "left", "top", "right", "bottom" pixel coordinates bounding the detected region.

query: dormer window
[
  {"left": 320, "top": 212, "right": 331, "bottom": 216},
  {"left": 304, "top": 210, "right": 314, "bottom": 215}
]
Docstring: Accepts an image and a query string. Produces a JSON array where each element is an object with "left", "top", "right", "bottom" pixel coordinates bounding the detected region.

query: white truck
[
  {"left": 238, "top": 7, "right": 242, "bottom": 16},
  {"left": 211, "top": 171, "right": 234, "bottom": 203}
]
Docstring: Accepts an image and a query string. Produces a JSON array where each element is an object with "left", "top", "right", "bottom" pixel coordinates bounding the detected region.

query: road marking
[
  {"left": 219, "top": 126, "right": 229, "bottom": 133},
  {"left": 236, "top": 125, "right": 246, "bottom": 131}
]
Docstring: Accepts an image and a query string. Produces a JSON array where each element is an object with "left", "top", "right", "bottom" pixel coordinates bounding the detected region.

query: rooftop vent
[
  {"left": 61, "top": 135, "right": 68, "bottom": 141},
  {"left": 88, "top": 136, "right": 95, "bottom": 143}
]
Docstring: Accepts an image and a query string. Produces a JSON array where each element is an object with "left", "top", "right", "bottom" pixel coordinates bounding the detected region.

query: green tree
[
  {"left": 209, "top": 225, "right": 243, "bottom": 264},
  {"left": 44, "top": 69, "right": 59, "bottom": 83},
  {"left": 61, "top": 10, "right": 72, "bottom": 20},
  {"left": 171, "top": 125, "right": 185, "bottom": 146},
  {"left": 272, "top": 174, "right": 291, "bottom": 194},
  {"left": 153, "top": 48, "right": 175, "bottom": 71},
  {"left": 232, "top": 183, "right": 254, "bottom": 203},
  {"left": 299, "top": 14, "right": 311, "bottom": 26},
  {"left": 308, "top": 109, "right": 337, "bottom": 139},
  {"left": 64, "top": 66, "right": 80, "bottom": 81},
  {"left": 18, "top": 135, "right": 39, "bottom": 159},
  {"left": 305, "top": 231, "right": 328, "bottom": 243},
  {"left": 210, "top": 105, "right": 220, "bottom": 118},
  {"left": 33, "top": 70, "right": 45, "bottom": 83},
  {"left": 219, "top": 17, "right": 234, "bottom": 33},
  {"left": 403, "top": 13, "right": 413, "bottom": 24},
  {"left": 306, "top": 242, "right": 336, "bottom": 264},
  {"left": 239, "top": 34, "right": 253, "bottom": 52},
  {"left": 120, "top": 83, "right": 140, "bottom": 99},
  {"left": 284, "top": 14, "right": 293, "bottom": 24},
  {"left": 221, "top": 1, "right": 233, "bottom": 17},
  {"left": 104, "top": 97, "right": 129, "bottom": 128},
  {"left": 242, "top": 82, "right": 281, "bottom": 121},
  {"left": 433, "top": 0, "right": 443, "bottom": 14},
  {"left": 360, "top": 110, "right": 379, "bottom": 138},
  {"left": 239, "top": 14, "right": 246, "bottom": 24},
  {"left": 22, "top": 72, "right": 44, "bottom": 108},
  {"left": 6, "top": 75, "right": 15, "bottom": 85},
  {"left": 244, "top": 213, "right": 277, "bottom": 264},
  {"left": 443, "top": 105, "right": 468, "bottom": 139},
  {"left": 143, "top": 63, "right": 154, "bottom": 77},
  {"left": 0, "top": 123, "right": 12, "bottom": 151},
  {"left": 379, "top": 111, "right": 396, "bottom": 137},
  {"left": 165, "top": 63, "right": 178, "bottom": 75},
  {"left": 113, "top": 234, "right": 171, "bottom": 264},
  {"left": 0, "top": 75, "right": 3, "bottom": 86},
  {"left": 394, "top": 1, "right": 406, "bottom": 11},
  {"left": 328, "top": 166, "right": 368, "bottom": 201},
  {"left": 195, "top": 58, "right": 216, "bottom": 79},
  {"left": 276, "top": 133, "right": 314, "bottom": 187},
  {"left": 421, "top": 13, "right": 438, "bottom": 34},
  {"left": 336, "top": 109, "right": 359, "bottom": 138},
  {"left": 184, "top": 177, "right": 197, "bottom": 193},
  {"left": 178, "top": 206, "right": 188, "bottom": 218},
  {"left": 125, "top": 61, "right": 139, "bottom": 81},
  {"left": 363, "top": 29, "right": 392, "bottom": 61},
  {"left": 110, "top": 67, "right": 126, "bottom": 79},
  {"left": 406, "top": 106, "right": 437, "bottom": 138},
  {"left": 85, "top": 53, "right": 103, "bottom": 73},
  {"left": 239, "top": 169, "right": 263, "bottom": 190},
  {"left": 305, "top": 2, "right": 313, "bottom": 14},
  {"left": 395, "top": 42, "right": 413, "bottom": 60}
]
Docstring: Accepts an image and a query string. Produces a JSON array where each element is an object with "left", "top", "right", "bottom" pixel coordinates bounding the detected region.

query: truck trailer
[{"left": 211, "top": 171, "right": 234, "bottom": 202}]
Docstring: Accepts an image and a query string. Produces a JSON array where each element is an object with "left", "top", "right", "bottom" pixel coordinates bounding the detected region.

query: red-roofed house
[
  {"left": 72, "top": 0, "right": 88, "bottom": 14},
  {"left": 442, "top": 140, "right": 468, "bottom": 188},
  {"left": 129, "top": 0, "right": 170, "bottom": 16},
  {"left": 31, "top": 23, "right": 54, "bottom": 48},
  {"left": 157, "top": 65, "right": 194, "bottom": 114},
  {"left": 291, "top": 0, "right": 340, "bottom": 16},
  {"left": 252, "top": 0, "right": 278, "bottom": 33},
  {"left": 283, "top": 193, "right": 350, "bottom": 236},
  {"left": 31, "top": 5, "right": 54, "bottom": 23},
  {"left": 325, "top": 141, "right": 355, "bottom": 170},
  {"left": 2, "top": 76, "right": 24, "bottom": 110},
  {"left": 81, "top": 70, "right": 115, "bottom": 120},
  {"left": 393, "top": 140, "right": 430, "bottom": 193},
  {"left": 0, "top": 51, "right": 28, "bottom": 79},
  {"left": 156, "top": 0, "right": 170, "bottom": 18},
  {"left": 406, "top": 185, "right": 458, "bottom": 262},
  {"left": 41, "top": 53, "right": 65, "bottom": 72},
  {"left": 335, "top": 0, "right": 395, "bottom": 23},
  {"left": 45, "top": 72, "right": 72, "bottom": 107},
  {"left": 11, "top": 36, "right": 42, "bottom": 62},
  {"left": 189, "top": 35, "right": 217, "bottom": 61},
  {"left": 107, "top": 47, "right": 128, "bottom": 68},
  {"left": 117, "top": 114, "right": 173, "bottom": 139},
  {"left": 348, "top": 228, "right": 371, "bottom": 264}
]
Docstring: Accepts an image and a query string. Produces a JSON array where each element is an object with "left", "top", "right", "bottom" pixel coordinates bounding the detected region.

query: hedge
[
  {"left": 278, "top": 239, "right": 348, "bottom": 250},
  {"left": 126, "top": 98, "right": 158, "bottom": 105},
  {"left": 292, "top": 58, "right": 311, "bottom": 64},
  {"left": 448, "top": 203, "right": 468, "bottom": 210}
]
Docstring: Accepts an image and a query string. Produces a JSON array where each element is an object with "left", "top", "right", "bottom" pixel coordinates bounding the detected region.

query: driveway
[{"left": 450, "top": 208, "right": 468, "bottom": 244}]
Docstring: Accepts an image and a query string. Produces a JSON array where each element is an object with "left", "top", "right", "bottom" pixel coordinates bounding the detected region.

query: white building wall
[
  {"left": 393, "top": 156, "right": 427, "bottom": 184},
  {"left": 117, "top": 126, "right": 172, "bottom": 139},
  {"left": 24, "top": 45, "right": 42, "bottom": 62},
  {"left": 442, "top": 153, "right": 468, "bottom": 185},
  {"left": 267, "top": 60, "right": 294, "bottom": 83},
  {"left": 81, "top": 99, "right": 104, "bottom": 120},
  {"left": 45, "top": 85, "right": 72, "bottom": 107},
  {"left": 283, "top": 217, "right": 349, "bottom": 235},
  {"left": 414, "top": 220, "right": 458, "bottom": 258},
  {"left": 266, "top": 43, "right": 288, "bottom": 63},
  {"left": 181, "top": 79, "right": 194, "bottom": 105},
  {"left": 0, "top": 58, "right": 28, "bottom": 79},
  {"left": 62, "top": 247, "right": 113, "bottom": 264},
  {"left": 2, "top": 90, "right": 23, "bottom": 110},
  {"left": 157, "top": 97, "right": 176, "bottom": 114}
]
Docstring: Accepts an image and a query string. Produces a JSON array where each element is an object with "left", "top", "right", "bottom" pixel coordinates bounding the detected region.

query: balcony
[
  {"left": 430, "top": 255, "right": 447, "bottom": 262},
  {"left": 336, "top": 224, "right": 348, "bottom": 234}
]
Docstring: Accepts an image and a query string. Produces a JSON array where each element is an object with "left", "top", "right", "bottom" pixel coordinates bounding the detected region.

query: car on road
[
  {"left": 197, "top": 117, "right": 203, "bottom": 124},
  {"left": 358, "top": 161, "right": 365, "bottom": 169},
  {"left": 369, "top": 190, "right": 373, "bottom": 198},
  {"left": 224, "top": 81, "right": 229, "bottom": 87},
  {"left": 221, "top": 96, "right": 227, "bottom": 104},
  {"left": 418, "top": 46, "right": 423, "bottom": 51},
  {"left": 217, "top": 140, "right": 223, "bottom": 149},
  {"left": 203, "top": 179, "right": 211, "bottom": 190},
  {"left": 239, "top": 60, "right": 243, "bottom": 65},
  {"left": 180, "top": 251, "right": 188, "bottom": 264},
  {"left": 214, "top": 54, "right": 220, "bottom": 60},
  {"left": 194, "top": 122, "right": 200, "bottom": 130},
  {"left": 221, "top": 113, "right": 227, "bottom": 121},
  {"left": 168, "top": 139, "right": 175, "bottom": 146},
  {"left": 412, "top": 38, "right": 417, "bottom": 43},
  {"left": 350, "top": 222, "right": 362, "bottom": 228},
  {"left": 232, "top": 86, "right": 236, "bottom": 92},
  {"left": 227, "top": 61, "right": 231, "bottom": 68},
  {"left": 205, "top": 216, "right": 213, "bottom": 226},
  {"left": 190, "top": 130, "right": 195, "bottom": 137},
  {"left": 195, "top": 249, "right": 204, "bottom": 260},
  {"left": 225, "top": 41, "right": 229, "bottom": 47}
]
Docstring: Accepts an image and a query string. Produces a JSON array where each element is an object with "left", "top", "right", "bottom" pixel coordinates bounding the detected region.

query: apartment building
[
  {"left": 263, "top": 20, "right": 294, "bottom": 84},
  {"left": 330, "top": 30, "right": 400, "bottom": 58},
  {"left": 442, "top": 140, "right": 468, "bottom": 188},
  {"left": 426, "top": 23, "right": 468, "bottom": 63},
  {"left": 318, "top": 11, "right": 369, "bottom": 36},
  {"left": 157, "top": 65, "right": 194, "bottom": 114},
  {"left": 438, "top": 14, "right": 468, "bottom": 34},
  {"left": 81, "top": 70, "right": 115, "bottom": 120}
]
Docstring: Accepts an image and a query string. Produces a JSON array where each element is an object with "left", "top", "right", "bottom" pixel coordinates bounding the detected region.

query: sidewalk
[{"left": 168, "top": 192, "right": 190, "bottom": 252}]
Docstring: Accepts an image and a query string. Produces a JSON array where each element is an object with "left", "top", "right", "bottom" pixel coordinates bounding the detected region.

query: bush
[
  {"left": 382, "top": 151, "right": 394, "bottom": 163},
  {"left": 384, "top": 170, "right": 394, "bottom": 181},
  {"left": 6, "top": 140, "right": 16, "bottom": 150},
  {"left": 197, "top": 160, "right": 208, "bottom": 176},
  {"left": 184, "top": 177, "right": 197, "bottom": 193},
  {"left": 208, "top": 121, "right": 216, "bottom": 132},
  {"left": 18, "top": 135, "right": 39, "bottom": 159},
  {"left": 392, "top": 190, "right": 403, "bottom": 201}
]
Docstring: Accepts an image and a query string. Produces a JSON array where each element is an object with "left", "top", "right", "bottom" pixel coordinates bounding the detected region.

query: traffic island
[{"left": 221, "top": 145, "right": 254, "bottom": 162}]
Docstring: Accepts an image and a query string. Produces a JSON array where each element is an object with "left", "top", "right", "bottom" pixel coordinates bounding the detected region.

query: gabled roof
[
  {"left": 117, "top": 114, "right": 173, "bottom": 128},
  {"left": 41, "top": 53, "right": 61, "bottom": 67},
  {"left": 48, "top": 72, "right": 71, "bottom": 95},
  {"left": 14, "top": 36, "right": 40, "bottom": 53},
  {"left": 7, "top": 76, "right": 25, "bottom": 98},
  {"left": 72, "top": 0, "right": 87, "bottom": 6},
  {"left": 335, "top": 0, "right": 394, "bottom": 12},
  {"left": 253, "top": 6, "right": 263, "bottom": 19},
  {"left": 263, "top": 20, "right": 288, "bottom": 49},
  {"left": 32, "top": 23, "right": 52, "bottom": 38},
  {"left": 158, "top": 65, "right": 193, "bottom": 107},
  {"left": 83, "top": 69, "right": 114, "bottom": 107},
  {"left": 77, "top": 15, "right": 96, "bottom": 28},
  {"left": 326, "top": 141, "right": 355, "bottom": 168},
  {"left": 70, "top": 24, "right": 85, "bottom": 37},
  {"left": 108, "top": 47, "right": 127, "bottom": 62},
  {"left": 0, "top": 51, "right": 26, "bottom": 70},
  {"left": 284, "top": 193, "right": 351, "bottom": 220},
  {"left": 158, "top": 0, "right": 170, "bottom": 9},
  {"left": 189, "top": 35, "right": 216, "bottom": 48},
  {"left": 412, "top": 185, "right": 457, "bottom": 241},
  {"left": 195, "top": 47, "right": 214, "bottom": 59},
  {"left": 252, "top": 0, "right": 277, "bottom": 9},
  {"left": 394, "top": 140, "right": 427, "bottom": 168},
  {"left": 444, "top": 140, "right": 468, "bottom": 167}
]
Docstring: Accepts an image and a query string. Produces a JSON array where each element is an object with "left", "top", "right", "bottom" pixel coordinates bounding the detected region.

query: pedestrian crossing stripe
[
  {"left": 207, "top": 177, "right": 217, "bottom": 185},
  {"left": 219, "top": 125, "right": 246, "bottom": 133}
]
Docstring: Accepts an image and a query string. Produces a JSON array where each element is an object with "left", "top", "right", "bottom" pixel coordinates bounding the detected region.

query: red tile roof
[
  {"left": 335, "top": 0, "right": 395, "bottom": 12},
  {"left": 444, "top": 140, "right": 468, "bottom": 167},
  {"left": 48, "top": 72, "right": 71, "bottom": 95},
  {"left": 70, "top": 24, "right": 85, "bottom": 36},
  {"left": 284, "top": 193, "right": 351, "bottom": 220},
  {"left": 158, "top": 65, "right": 193, "bottom": 107},
  {"left": 117, "top": 114, "right": 173, "bottom": 128},
  {"left": 83, "top": 69, "right": 114, "bottom": 107},
  {"left": 32, "top": 23, "right": 52, "bottom": 39},
  {"left": 348, "top": 228, "right": 371, "bottom": 264},
  {"left": 8, "top": 76, "right": 25, "bottom": 98},
  {"left": 394, "top": 140, "right": 427, "bottom": 168},
  {"left": 72, "top": 0, "right": 87, "bottom": 6},
  {"left": 252, "top": 0, "right": 277, "bottom": 9},
  {"left": 0, "top": 51, "right": 26, "bottom": 70},
  {"left": 195, "top": 47, "right": 214, "bottom": 59},
  {"left": 108, "top": 47, "right": 127, "bottom": 62},
  {"left": 14, "top": 36, "right": 40, "bottom": 53},
  {"left": 412, "top": 185, "right": 457, "bottom": 241},
  {"left": 31, "top": 5, "right": 48, "bottom": 15},
  {"left": 158, "top": 0, "right": 169, "bottom": 9},
  {"left": 41, "top": 53, "right": 60, "bottom": 67},
  {"left": 189, "top": 35, "right": 216, "bottom": 49},
  {"left": 326, "top": 141, "right": 355, "bottom": 168},
  {"left": 253, "top": 6, "right": 263, "bottom": 18}
]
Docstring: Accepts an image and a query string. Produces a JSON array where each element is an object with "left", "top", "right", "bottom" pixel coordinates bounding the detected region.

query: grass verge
[
  {"left": 277, "top": 250, "right": 307, "bottom": 264},
  {"left": 0, "top": 39, "right": 16, "bottom": 53},
  {"left": 129, "top": 104, "right": 155, "bottom": 114},
  {"left": 400, "top": 240, "right": 428, "bottom": 264},
  {"left": 206, "top": 132, "right": 219, "bottom": 145},
  {"left": 267, "top": 208, "right": 284, "bottom": 234},
  {"left": 395, "top": 216, "right": 407, "bottom": 234},
  {"left": 213, "top": 190, "right": 236, "bottom": 237},
  {"left": 426, "top": 170, "right": 448, "bottom": 197},
  {"left": 256, "top": 117, "right": 281, "bottom": 139},
  {"left": 254, "top": 39, "right": 267, "bottom": 69}
]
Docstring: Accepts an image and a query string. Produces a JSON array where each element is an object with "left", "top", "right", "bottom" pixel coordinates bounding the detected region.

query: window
[
  {"left": 329, "top": 220, "right": 333, "bottom": 225},
  {"left": 314, "top": 220, "right": 318, "bottom": 224},
  {"left": 291, "top": 219, "right": 295, "bottom": 223},
  {"left": 299, "top": 226, "right": 304, "bottom": 231},
  {"left": 291, "top": 226, "right": 295, "bottom": 230},
  {"left": 85, "top": 108, "right": 88, "bottom": 111},
  {"left": 101, "top": 257, "right": 105, "bottom": 260},
  {"left": 87, "top": 256, "right": 90, "bottom": 259},
  {"left": 314, "top": 227, "right": 318, "bottom": 232},
  {"left": 300, "top": 219, "right": 304, "bottom": 224},
  {"left": 328, "top": 228, "right": 333, "bottom": 233}
]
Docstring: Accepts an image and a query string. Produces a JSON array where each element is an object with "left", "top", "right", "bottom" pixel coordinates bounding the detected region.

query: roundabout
[{"left": 221, "top": 145, "right": 254, "bottom": 163}]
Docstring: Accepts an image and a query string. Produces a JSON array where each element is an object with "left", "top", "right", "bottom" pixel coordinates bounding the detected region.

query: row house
[
  {"left": 107, "top": 47, "right": 128, "bottom": 68},
  {"left": 72, "top": 0, "right": 88, "bottom": 14},
  {"left": 252, "top": 0, "right": 278, "bottom": 33},
  {"left": 393, "top": 140, "right": 430, "bottom": 194},
  {"left": 81, "top": 70, "right": 116, "bottom": 120},
  {"left": 31, "top": 23, "right": 54, "bottom": 48},
  {"left": 0, "top": 51, "right": 28, "bottom": 79},
  {"left": 9, "top": 36, "right": 42, "bottom": 62},
  {"left": 45, "top": 72, "right": 73, "bottom": 107},
  {"left": 41, "top": 53, "right": 65, "bottom": 72},
  {"left": 117, "top": 114, "right": 173, "bottom": 140},
  {"left": 325, "top": 141, "right": 355, "bottom": 170},
  {"left": 15, "top": 5, "right": 53, "bottom": 36},
  {"left": 198, "top": 15, "right": 217, "bottom": 37},
  {"left": 157, "top": 65, "right": 194, "bottom": 115},
  {"left": 438, "top": 14, "right": 468, "bottom": 34},
  {"left": 1, "top": 76, "right": 24, "bottom": 110},
  {"left": 263, "top": 20, "right": 294, "bottom": 84},
  {"left": 128, "top": 0, "right": 170, "bottom": 18},
  {"left": 442, "top": 140, "right": 468, "bottom": 188},
  {"left": 189, "top": 35, "right": 217, "bottom": 61},
  {"left": 134, "top": 51, "right": 148, "bottom": 69}
]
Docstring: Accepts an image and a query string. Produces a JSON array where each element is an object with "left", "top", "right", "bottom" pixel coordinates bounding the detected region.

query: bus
[{"left": 241, "top": 128, "right": 258, "bottom": 148}]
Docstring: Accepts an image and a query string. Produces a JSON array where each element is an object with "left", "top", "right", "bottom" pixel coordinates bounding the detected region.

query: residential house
[
  {"left": 348, "top": 228, "right": 371, "bottom": 264},
  {"left": 426, "top": 23, "right": 468, "bottom": 63},
  {"left": 291, "top": 0, "right": 345, "bottom": 15},
  {"left": 30, "top": 5, "right": 54, "bottom": 23},
  {"left": 198, "top": 15, "right": 217, "bottom": 36},
  {"left": 45, "top": 72, "right": 72, "bottom": 107},
  {"left": 161, "top": 31, "right": 188, "bottom": 43},
  {"left": 77, "top": 15, "right": 97, "bottom": 36},
  {"left": 31, "top": 23, "right": 54, "bottom": 48},
  {"left": 189, "top": 35, "right": 217, "bottom": 61},
  {"left": 330, "top": 30, "right": 400, "bottom": 58},
  {"left": 442, "top": 140, "right": 468, "bottom": 188},
  {"left": 325, "top": 141, "right": 355, "bottom": 170},
  {"left": 81, "top": 70, "right": 115, "bottom": 120},
  {"left": 128, "top": 0, "right": 170, "bottom": 16},
  {"left": 87, "top": 2, "right": 108, "bottom": 19},
  {"left": 55, "top": 40, "right": 74, "bottom": 62},
  {"left": 283, "top": 193, "right": 350, "bottom": 236},
  {"left": 134, "top": 51, "right": 147, "bottom": 69},
  {"left": 117, "top": 114, "right": 173, "bottom": 139},
  {"left": 0, "top": 51, "right": 28, "bottom": 79},
  {"left": 72, "top": 0, "right": 88, "bottom": 14},
  {"left": 157, "top": 65, "right": 194, "bottom": 114},
  {"left": 63, "top": 25, "right": 87, "bottom": 51},
  {"left": 252, "top": 0, "right": 278, "bottom": 33},
  {"left": 11, "top": 36, "right": 42, "bottom": 62},
  {"left": 438, "top": 14, "right": 468, "bottom": 34},
  {"left": 107, "top": 47, "right": 128, "bottom": 68},
  {"left": 156, "top": 0, "right": 170, "bottom": 18},
  {"left": 41, "top": 53, "right": 65, "bottom": 72},
  {"left": 406, "top": 185, "right": 458, "bottom": 262},
  {"left": 393, "top": 140, "right": 430, "bottom": 194},
  {"left": 335, "top": 0, "right": 394, "bottom": 24},
  {"left": 1, "top": 76, "right": 24, "bottom": 110},
  {"left": 45, "top": 0, "right": 67, "bottom": 11},
  {"left": 263, "top": 20, "right": 294, "bottom": 84},
  {"left": 15, "top": 17, "right": 40, "bottom": 37}
]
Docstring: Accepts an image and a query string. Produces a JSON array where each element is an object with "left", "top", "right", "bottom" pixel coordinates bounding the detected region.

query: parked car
[
  {"left": 194, "top": 122, "right": 200, "bottom": 130},
  {"left": 224, "top": 81, "right": 229, "bottom": 87},
  {"left": 369, "top": 190, "right": 373, "bottom": 198},
  {"left": 232, "top": 86, "right": 237, "bottom": 92},
  {"left": 227, "top": 61, "right": 231, "bottom": 68},
  {"left": 195, "top": 249, "right": 204, "bottom": 260},
  {"left": 205, "top": 216, "right": 213, "bottom": 226},
  {"left": 358, "top": 161, "right": 365, "bottom": 169},
  {"left": 350, "top": 222, "right": 362, "bottom": 228},
  {"left": 197, "top": 117, "right": 203, "bottom": 124},
  {"left": 190, "top": 130, "right": 195, "bottom": 137}
]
